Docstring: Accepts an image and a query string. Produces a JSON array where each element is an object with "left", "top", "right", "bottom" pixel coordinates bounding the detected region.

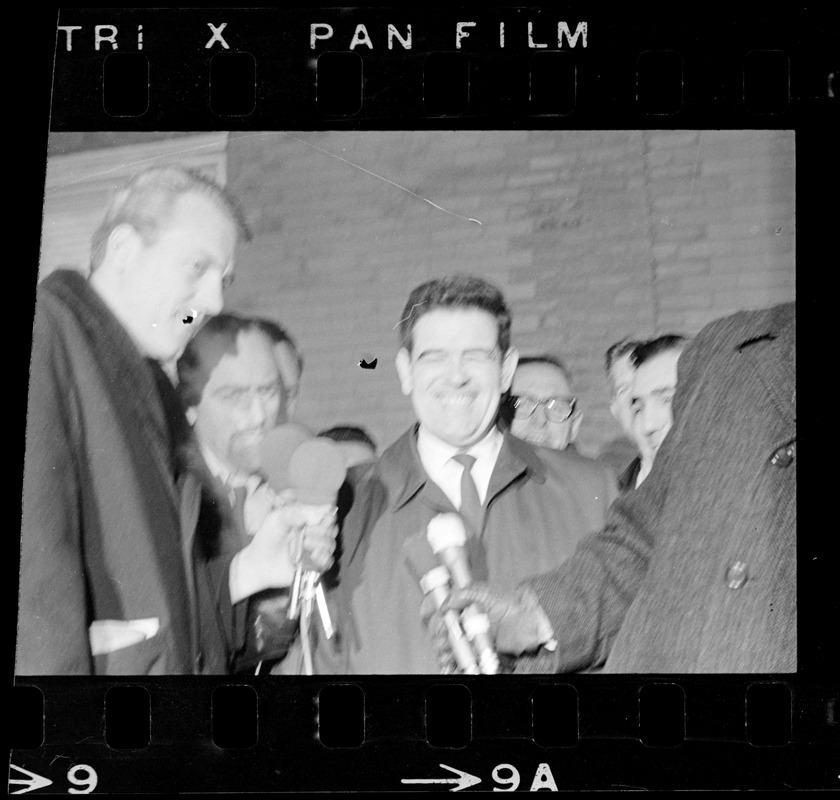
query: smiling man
[
  {"left": 629, "top": 335, "right": 688, "bottom": 486},
  {"left": 327, "top": 275, "right": 617, "bottom": 674},
  {"left": 18, "top": 166, "right": 325, "bottom": 675}
]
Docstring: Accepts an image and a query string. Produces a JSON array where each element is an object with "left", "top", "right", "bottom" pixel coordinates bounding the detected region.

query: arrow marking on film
[
  {"left": 401, "top": 763, "right": 481, "bottom": 791},
  {"left": 9, "top": 764, "right": 53, "bottom": 795}
]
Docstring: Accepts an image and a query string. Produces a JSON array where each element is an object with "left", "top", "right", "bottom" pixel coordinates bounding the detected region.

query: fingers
[
  {"left": 443, "top": 583, "right": 505, "bottom": 616},
  {"left": 300, "top": 521, "right": 338, "bottom": 572},
  {"left": 418, "top": 595, "right": 457, "bottom": 674}
]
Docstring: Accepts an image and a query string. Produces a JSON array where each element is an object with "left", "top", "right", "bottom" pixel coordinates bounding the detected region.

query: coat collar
[
  {"left": 379, "top": 423, "right": 546, "bottom": 512},
  {"left": 733, "top": 302, "right": 795, "bottom": 429}
]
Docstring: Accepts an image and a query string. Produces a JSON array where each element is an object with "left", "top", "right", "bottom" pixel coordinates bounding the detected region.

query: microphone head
[
  {"left": 289, "top": 437, "right": 347, "bottom": 504},
  {"left": 426, "top": 512, "right": 468, "bottom": 554},
  {"left": 258, "top": 422, "right": 314, "bottom": 493}
]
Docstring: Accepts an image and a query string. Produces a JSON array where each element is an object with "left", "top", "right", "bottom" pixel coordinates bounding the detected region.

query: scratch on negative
[
  {"left": 51, "top": 132, "right": 483, "bottom": 227},
  {"left": 393, "top": 301, "right": 427, "bottom": 329},
  {"left": 278, "top": 133, "right": 482, "bottom": 227}
]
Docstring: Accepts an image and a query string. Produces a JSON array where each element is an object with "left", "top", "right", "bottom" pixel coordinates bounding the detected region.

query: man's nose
[
  {"left": 445, "top": 355, "right": 470, "bottom": 384},
  {"left": 244, "top": 391, "right": 270, "bottom": 426},
  {"left": 197, "top": 272, "right": 225, "bottom": 317},
  {"left": 640, "top": 406, "right": 661, "bottom": 436},
  {"left": 529, "top": 404, "right": 549, "bottom": 427},
  {"left": 643, "top": 403, "right": 671, "bottom": 436}
]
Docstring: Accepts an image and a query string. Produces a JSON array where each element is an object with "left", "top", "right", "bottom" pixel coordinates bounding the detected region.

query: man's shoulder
[
  {"left": 537, "top": 442, "right": 615, "bottom": 482},
  {"left": 505, "top": 436, "right": 617, "bottom": 497},
  {"left": 689, "top": 301, "right": 794, "bottom": 358}
]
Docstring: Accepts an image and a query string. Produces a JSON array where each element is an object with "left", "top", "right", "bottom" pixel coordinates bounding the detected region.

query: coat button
[
  {"left": 725, "top": 561, "right": 748, "bottom": 589},
  {"left": 770, "top": 443, "right": 795, "bottom": 467}
]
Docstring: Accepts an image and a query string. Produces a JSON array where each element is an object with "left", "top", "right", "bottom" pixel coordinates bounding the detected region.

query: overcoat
[
  {"left": 519, "top": 302, "right": 796, "bottom": 673},
  {"left": 18, "top": 270, "right": 240, "bottom": 674},
  {"left": 329, "top": 427, "right": 617, "bottom": 674}
]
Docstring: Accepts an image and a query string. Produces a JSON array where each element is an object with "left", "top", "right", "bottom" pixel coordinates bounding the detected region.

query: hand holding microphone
[
  {"left": 258, "top": 426, "right": 346, "bottom": 647},
  {"left": 404, "top": 532, "right": 479, "bottom": 675},
  {"left": 426, "top": 513, "right": 500, "bottom": 675}
]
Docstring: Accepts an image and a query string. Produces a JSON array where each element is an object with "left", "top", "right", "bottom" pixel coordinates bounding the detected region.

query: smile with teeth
[{"left": 436, "top": 392, "right": 475, "bottom": 407}]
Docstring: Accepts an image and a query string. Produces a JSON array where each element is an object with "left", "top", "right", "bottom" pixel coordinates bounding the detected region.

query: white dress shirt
[{"left": 416, "top": 425, "right": 504, "bottom": 509}]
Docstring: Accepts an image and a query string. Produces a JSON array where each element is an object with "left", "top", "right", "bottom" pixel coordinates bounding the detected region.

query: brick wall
[{"left": 223, "top": 130, "right": 794, "bottom": 457}]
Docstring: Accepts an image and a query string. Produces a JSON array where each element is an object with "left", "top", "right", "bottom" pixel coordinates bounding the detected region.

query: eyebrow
[
  {"left": 212, "top": 379, "right": 279, "bottom": 394},
  {"left": 633, "top": 386, "right": 675, "bottom": 402}
]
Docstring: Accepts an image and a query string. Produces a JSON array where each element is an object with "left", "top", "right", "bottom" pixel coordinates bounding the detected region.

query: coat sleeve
[
  {"left": 18, "top": 303, "right": 95, "bottom": 675},
  {"left": 515, "top": 476, "right": 663, "bottom": 673},
  {"left": 515, "top": 332, "right": 711, "bottom": 674}
]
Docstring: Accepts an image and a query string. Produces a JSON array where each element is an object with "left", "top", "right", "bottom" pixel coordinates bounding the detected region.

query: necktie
[
  {"left": 452, "top": 453, "right": 488, "bottom": 581},
  {"left": 452, "top": 453, "right": 483, "bottom": 536},
  {"left": 229, "top": 484, "right": 249, "bottom": 545}
]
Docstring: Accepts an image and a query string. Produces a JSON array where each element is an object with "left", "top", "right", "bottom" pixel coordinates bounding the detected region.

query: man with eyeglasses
[
  {"left": 506, "top": 355, "right": 582, "bottom": 451},
  {"left": 326, "top": 275, "right": 617, "bottom": 674},
  {"left": 177, "top": 313, "right": 336, "bottom": 674}
]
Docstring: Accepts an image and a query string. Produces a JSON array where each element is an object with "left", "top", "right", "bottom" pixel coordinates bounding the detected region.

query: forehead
[
  {"left": 411, "top": 308, "right": 499, "bottom": 349},
  {"left": 274, "top": 340, "right": 301, "bottom": 387},
  {"left": 633, "top": 350, "right": 680, "bottom": 394},
  {"left": 202, "top": 329, "right": 280, "bottom": 391},
  {"left": 158, "top": 190, "right": 236, "bottom": 245},
  {"left": 609, "top": 353, "right": 636, "bottom": 387},
  {"left": 513, "top": 362, "right": 571, "bottom": 397}
]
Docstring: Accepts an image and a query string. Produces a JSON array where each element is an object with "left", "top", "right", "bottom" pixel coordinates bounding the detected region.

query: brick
[
  {"left": 653, "top": 225, "right": 705, "bottom": 242},
  {"left": 529, "top": 153, "right": 579, "bottom": 170},
  {"left": 646, "top": 131, "right": 700, "bottom": 149},
  {"left": 651, "top": 243, "right": 679, "bottom": 261},
  {"left": 506, "top": 171, "right": 560, "bottom": 188},
  {"left": 656, "top": 259, "right": 710, "bottom": 277}
]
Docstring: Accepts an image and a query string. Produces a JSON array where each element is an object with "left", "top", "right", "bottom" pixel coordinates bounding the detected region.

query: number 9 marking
[{"left": 67, "top": 764, "right": 98, "bottom": 794}]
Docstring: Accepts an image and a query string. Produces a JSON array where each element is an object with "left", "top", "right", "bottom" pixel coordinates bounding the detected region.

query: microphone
[
  {"left": 426, "top": 513, "right": 500, "bottom": 675},
  {"left": 259, "top": 426, "right": 347, "bottom": 636},
  {"left": 258, "top": 422, "right": 313, "bottom": 495},
  {"left": 403, "top": 532, "right": 479, "bottom": 675}
]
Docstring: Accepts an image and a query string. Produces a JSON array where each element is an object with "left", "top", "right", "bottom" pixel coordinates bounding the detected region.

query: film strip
[{"left": 8, "top": 6, "right": 838, "bottom": 794}]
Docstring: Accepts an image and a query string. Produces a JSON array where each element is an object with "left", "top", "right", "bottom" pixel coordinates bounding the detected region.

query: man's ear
[
  {"left": 105, "top": 223, "right": 142, "bottom": 273},
  {"left": 395, "top": 348, "right": 413, "bottom": 397},
  {"left": 185, "top": 407, "right": 198, "bottom": 426},
  {"left": 500, "top": 347, "right": 519, "bottom": 392}
]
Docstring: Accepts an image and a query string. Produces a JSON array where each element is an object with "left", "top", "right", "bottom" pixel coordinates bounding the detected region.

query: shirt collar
[
  {"left": 416, "top": 424, "right": 503, "bottom": 471},
  {"left": 198, "top": 442, "right": 252, "bottom": 489}
]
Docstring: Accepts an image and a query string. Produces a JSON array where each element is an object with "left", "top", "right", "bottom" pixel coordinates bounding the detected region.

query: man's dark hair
[
  {"left": 605, "top": 338, "right": 643, "bottom": 374},
  {"left": 176, "top": 313, "right": 274, "bottom": 409},
  {"left": 397, "top": 274, "right": 512, "bottom": 354},
  {"left": 318, "top": 425, "right": 377, "bottom": 451},
  {"left": 90, "top": 165, "right": 252, "bottom": 272},
  {"left": 631, "top": 334, "right": 688, "bottom": 368},
  {"left": 516, "top": 354, "right": 572, "bottom": 386},
  {"left": 253, "top": 317, "right": 304, "bottom": 376}
]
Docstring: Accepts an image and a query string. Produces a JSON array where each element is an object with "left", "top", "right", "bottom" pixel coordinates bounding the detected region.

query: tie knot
[{"left": 452, "top": 453, "right": 476, "bottom": 472}]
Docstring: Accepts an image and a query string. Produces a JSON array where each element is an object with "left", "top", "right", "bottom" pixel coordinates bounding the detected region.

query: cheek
[{"left": 266, "top": 397, "right": 282, "bottom": 425}]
